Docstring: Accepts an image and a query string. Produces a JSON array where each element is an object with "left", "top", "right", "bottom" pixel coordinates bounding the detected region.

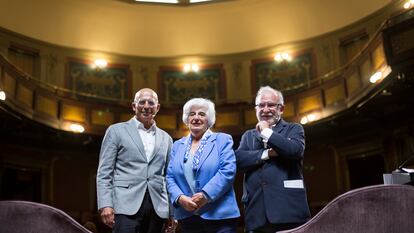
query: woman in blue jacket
[{"left": 166, "top": 98, "right": 240, "bottom": 233}]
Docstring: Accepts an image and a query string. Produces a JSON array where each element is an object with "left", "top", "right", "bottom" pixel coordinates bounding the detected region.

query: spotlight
[
  {"left": 0, "top": 90, "right": 6, "bottom": 101},
  {"left": 69, "top": 123, "right": 85, "bottom": 133},
  {"left": 370, "top": 72, "right": 382, "bottom": 83}
]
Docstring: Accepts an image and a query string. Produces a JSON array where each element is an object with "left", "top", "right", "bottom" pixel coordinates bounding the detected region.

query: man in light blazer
[
  {"left": 235, "top": 86, "right": 311, "bottom": 233},
  {"left": 97, "top": 88, "right": 175, "bottom": 233}
]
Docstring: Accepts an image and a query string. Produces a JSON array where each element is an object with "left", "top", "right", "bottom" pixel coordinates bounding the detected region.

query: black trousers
[
  {"left": 249, "top": 222, "right": 303, "bottom": 233},
  {"left": 179, "top": 215, "right": 238, "bottom": 233},
  {"left": 113, "top": 191, "right": 166, "bottom": 233}
]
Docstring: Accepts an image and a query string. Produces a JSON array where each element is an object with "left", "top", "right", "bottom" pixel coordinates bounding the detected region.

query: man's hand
[
  {"left": 178, "top": 195, "right": 198, "bottom": 212},
  {"left": 268, "top": 148, "right": 279, "bottom": 158},
  {"left": 191, "top": 192, "right": 208, "bottom": 210},
  {"left": 100, "top": 207, "right": 115, "bottom": 228},
  {"left": 256, "top": 121, "right": 270, "bottom": 132},
  {"left": 164, "top": 218, "right": 178, "bottom": 233}
]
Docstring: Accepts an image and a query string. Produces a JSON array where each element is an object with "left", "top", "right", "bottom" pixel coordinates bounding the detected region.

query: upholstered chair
[
  {"left": 0, "top": 200, "right": 91, "bottom": 233},
  {"left": 278, "top": 184, "right": 414, "bottom": 233}
]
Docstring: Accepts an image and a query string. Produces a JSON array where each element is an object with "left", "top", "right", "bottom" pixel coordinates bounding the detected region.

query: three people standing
[{"left": 97, "top": 86, "right": 309, "bottom": 233}]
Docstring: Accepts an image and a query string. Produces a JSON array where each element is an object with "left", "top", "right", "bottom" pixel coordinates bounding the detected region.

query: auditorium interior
[{"left": 1, "top": 0, "right": 414, "bottom": 232}]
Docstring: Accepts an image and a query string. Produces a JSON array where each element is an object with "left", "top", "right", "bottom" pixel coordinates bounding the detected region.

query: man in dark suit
[
  {"left": 97, "top": 88, "right": 176, "bottom": 233},
  {"left": 235, "top": 86, "right": 310, "bottom": 233}
]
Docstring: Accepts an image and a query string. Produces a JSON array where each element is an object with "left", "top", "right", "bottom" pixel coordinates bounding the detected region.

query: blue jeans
[{"left": 179, "top": 215, "right": 238, "bottom": 233}]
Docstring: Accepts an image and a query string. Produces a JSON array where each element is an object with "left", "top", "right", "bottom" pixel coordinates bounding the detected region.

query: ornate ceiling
[{"left": 0, "top": 0, "right": 392, "bottom": 57}]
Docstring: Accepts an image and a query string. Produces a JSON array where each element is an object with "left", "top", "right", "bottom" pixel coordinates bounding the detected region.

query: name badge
[{"left": 284, "top": 179, "right": 304, "bottom": 189}]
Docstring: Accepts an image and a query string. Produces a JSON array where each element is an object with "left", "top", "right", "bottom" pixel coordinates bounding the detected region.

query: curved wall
[
  {"left": 0, "top": 2, "right": 400, "bottom": 137},
  {"left": 0, "top": 0, "right": 401, "bottom": 106}
]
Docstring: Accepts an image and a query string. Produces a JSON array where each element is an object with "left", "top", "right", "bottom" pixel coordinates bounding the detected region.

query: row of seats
[{"left": 0, "top": 184, "right": 413, "bottom": 233}]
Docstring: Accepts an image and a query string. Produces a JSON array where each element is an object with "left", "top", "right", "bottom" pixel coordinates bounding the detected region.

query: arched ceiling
[{"left": 0, "top": 0, "right": 391, "bottom": 57}]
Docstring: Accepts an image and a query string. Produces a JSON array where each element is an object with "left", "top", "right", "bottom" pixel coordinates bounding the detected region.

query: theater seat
[
  {"left": 278, "top": 184, "right": 414, "bottom": 233},
  {"left": 0, "top": 200, "right": 91, "bottom": 233}
]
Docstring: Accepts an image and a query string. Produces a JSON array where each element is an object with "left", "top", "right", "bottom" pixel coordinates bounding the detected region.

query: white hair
[
  {"left": 255, "top": 86, "right": 284, "bottom": 105},
  {"left": 182, "top": 98, "right": 216, "bottom": 128}
]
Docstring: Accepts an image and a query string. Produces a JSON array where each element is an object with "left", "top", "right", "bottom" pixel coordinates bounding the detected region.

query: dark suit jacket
[{"left": 235, "top": 119, "right": 310, "bottom": 231}]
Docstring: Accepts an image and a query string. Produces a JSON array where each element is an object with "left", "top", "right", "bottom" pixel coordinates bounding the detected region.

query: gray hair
[
  {"left": 255, "top": 86, "right": 284, "bottom": 105},
  {"left": 133, "top": 88, "right": 158, "bottom": 103},
  {"left": 182, "top": 98, "right": 216, "bottom": 128}
]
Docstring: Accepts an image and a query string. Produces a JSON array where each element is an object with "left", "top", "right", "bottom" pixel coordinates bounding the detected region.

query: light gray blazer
[{"left": 97, "top": 118, "right": 173, "bottom": 218}]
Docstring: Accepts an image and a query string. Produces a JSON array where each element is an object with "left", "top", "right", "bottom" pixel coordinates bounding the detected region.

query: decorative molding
[
  {"left": 158, "top": 64, "right": 226, "bottom": 104},
  {"left": 251, "top": 50, "right": 317, "bottom": 95},
  {"left": 65, "top": 58, "right": 132, "bottom": 102}
]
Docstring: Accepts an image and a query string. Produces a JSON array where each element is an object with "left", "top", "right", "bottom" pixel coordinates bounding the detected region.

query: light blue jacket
[
  {"left": 166, "top": 132, "right": 240, "bottom": 220},
  {"left": 97, "top": 119, "right": 173, "bottom": 218}
]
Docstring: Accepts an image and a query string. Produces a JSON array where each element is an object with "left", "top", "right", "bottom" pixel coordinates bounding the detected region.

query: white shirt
[
  {"left": 260, "top": 127, "right": 275, "bottom": 160},
  {"left": 132, "top": 117, "right": 156, "bottom": 161}
]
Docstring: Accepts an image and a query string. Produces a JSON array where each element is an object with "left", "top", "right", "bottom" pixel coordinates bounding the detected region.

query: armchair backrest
[
  {"left": 278, "top": 184, "right": 414, "bottom": 233},
  {"left": 0, "top": 200, "right": 91, "bottom": 233}
]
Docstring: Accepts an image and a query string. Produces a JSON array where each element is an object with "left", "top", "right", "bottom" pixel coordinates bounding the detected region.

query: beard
[{"left": 258, "top": 114, "right": 280, "bottom": 125}]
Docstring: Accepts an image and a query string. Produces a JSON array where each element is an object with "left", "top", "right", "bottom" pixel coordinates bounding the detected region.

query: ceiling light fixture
[
  {"left": 191, "top": 64, "right": 199, "bottom": 72},
  {"left": 135, "top": 0, "right": 179, "bottom": 3},
  {"left": 274, "top": 53, "right": 292, "bottom": 62},
  {"left": 189, "top": 0, "right": 212, "bottom": 3},
  {"left": 183, "top": 63, "right": 200, "bottom": 73},
  {"left": 94, "top": 59, "right": 108, "bottom": 69},
  {"left": 183, "top": 64, "right": 191, "bottom": 72}
]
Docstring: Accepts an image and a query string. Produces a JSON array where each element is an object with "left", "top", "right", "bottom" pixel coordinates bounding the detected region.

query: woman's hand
[
  {"left": 178, "top": 195, "right": 198, "bottom": 212},
  {"left": 191, "top": 192, "right": 208, "bottom": 210}
]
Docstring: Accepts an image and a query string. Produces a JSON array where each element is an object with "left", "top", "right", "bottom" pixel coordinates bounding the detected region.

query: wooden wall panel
[
  {"left": 3, "top": 73, "right": 16, "bottom": 97},
  {"left": 91, "top": 110, "right": 114, "bottom": 126},
  {"left": 120, "top": 113, "right": 132, "bottom": 122},
  {"left": 372, "top": 44, "right": 386, "bottom": 70},
  {"left": 325, "top": 84, "right": 345, "bottom": 106},
  {"left": 244, "top": 109, "right": 257, "bottom": 125},
  {"left": 156, "top": 114, "right": 176, "bottom": 130},
  {"left": 298, "top": 94, "right": 322, "bottom": 114},
  {"left": 36, "top": 95, "right": 58, "bottom": 117},
  {"left": 61, "top": 104, "right": 86, "bottom": 123},
  {"left": 360, "top": 58, "right": 373, "bottom": 85},
  {"left": 215, "top": 112, "right": 240, "bottom": 127},
  {"left": 346, "top": 72, "right": 360, "bottom": 96},
  {"left": 16, "top": 84, "right": 33, "bottom": 107},
  {"left": 283, "top": 101, "right": 295, "bottom": 118}
]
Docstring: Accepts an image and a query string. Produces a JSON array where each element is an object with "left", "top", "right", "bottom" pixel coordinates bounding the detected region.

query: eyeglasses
[
  {"left": 256, "top": 102, "right": 283, "bottom": 109},
  {"left": 134, "top": 99, "right": 157, "bottom": 107}
]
